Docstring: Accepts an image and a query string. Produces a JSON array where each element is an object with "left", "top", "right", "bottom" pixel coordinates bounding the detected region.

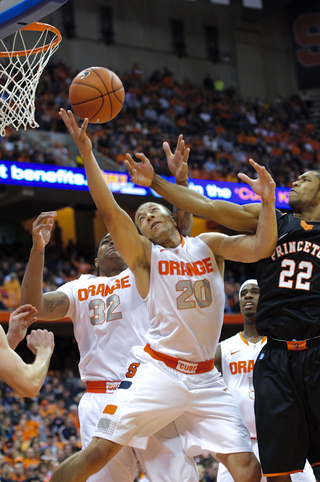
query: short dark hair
[
  {"left": 94, "top": 233, "right": 109, "bottom": 259},
  {"left": 134, "top": 203, "right": 173, "bottom": 234}
]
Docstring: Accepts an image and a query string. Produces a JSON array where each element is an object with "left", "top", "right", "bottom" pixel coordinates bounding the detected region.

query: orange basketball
[{"left": 69, "top": 66, "right": 125, "bottom": 124}]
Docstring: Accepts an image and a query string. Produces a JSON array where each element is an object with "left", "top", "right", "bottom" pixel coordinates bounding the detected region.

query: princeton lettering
[{"left": 271, "top": 241, "right": 320, "bottom": 261}]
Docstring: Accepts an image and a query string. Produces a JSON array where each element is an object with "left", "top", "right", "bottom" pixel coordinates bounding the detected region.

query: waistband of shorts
[
  {"left": 267, "top": 335, "right": 320, "bottom": 351},
  {"left": 144, "top": 344, "right": 214, "bottom": 374},
  {"left": 86, "top": 381, "right": 121, "bottom": 393}
]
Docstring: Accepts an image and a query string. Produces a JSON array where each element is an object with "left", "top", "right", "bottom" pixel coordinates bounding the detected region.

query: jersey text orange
[
  {"left": 229, "top": 359, "right": 255, "bottom": 374},
  {"left": 158, "top": 257, "right": 213, "bottom": 276},
  {"left": 77, "top": 275, "right": 131, "bottom": 301}
]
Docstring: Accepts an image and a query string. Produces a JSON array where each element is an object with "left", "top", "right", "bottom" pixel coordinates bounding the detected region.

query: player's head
[
  {"left": 239, "top": 279, "right": 259, "bottom": 322},
  {"left": 289, "top": 171, "right": 320, "bottom": 213},
  {"left": 135, "top": 202, "right": 178, "bottom": 244},
  {"left": 94, "top": 233, "right": 127, "bottom": 277}
]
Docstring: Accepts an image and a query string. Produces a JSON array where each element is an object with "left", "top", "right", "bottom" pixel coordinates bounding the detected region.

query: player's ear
[
  {"left": 171, "top": 216, "right": 177, "bottom": 227},
  {"left": 94, "top": 258, "right": 98, "bottom": 267}
]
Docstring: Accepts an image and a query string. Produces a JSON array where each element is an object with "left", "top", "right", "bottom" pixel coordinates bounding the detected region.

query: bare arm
[
  {"left": 59, "top": 109, "right": 150, "bottom": 297},
  {"left": 201, "top": 161, "right": 277, "bottom": 263},
  {"left": 21, "top": 212, "right": 70, "bottom": 321},
  {"left": 125, "top": 153, "right": 261, "bottom": 234},
  {"left": 0, "top": 326, "right": 54, "bottom": 398},
  {"left": 7, "top": 304, "right": 38, "bottom": 349},
  {"left": 163, "top": 135, "right": 193, "bottom": 236}
]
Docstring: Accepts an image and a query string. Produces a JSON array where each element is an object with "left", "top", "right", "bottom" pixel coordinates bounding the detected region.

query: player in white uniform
[
  {"left": 215, "top": 279, "right": 315, "bottom": 482},
  {"left": 48, "top": 108, "right": 277, "bottom": 482},
  {"left": 21, "top": 219, "right": 198, "bottom": 482}
]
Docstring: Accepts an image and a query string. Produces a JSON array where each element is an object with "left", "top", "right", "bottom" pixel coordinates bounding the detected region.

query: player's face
[
  {"left": 95, "top": 234, "right": 127, "bottom": 275},
  {"left": 135, "top": 202, "right": 176, "bottom": 242},
  {"left": 239, "top": 283, "right": 260, "bottom": 318},
  {"left": 289, "top": 172, "right": 320, "bottom": 212}
]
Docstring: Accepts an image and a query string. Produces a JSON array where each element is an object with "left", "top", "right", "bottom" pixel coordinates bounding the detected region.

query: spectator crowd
[{"left": 0, "top": 61, "right": 318, "bottom": 189}]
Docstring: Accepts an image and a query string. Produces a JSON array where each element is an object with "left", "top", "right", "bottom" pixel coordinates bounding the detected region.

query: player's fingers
[
  {"left": 163, "top": 142, "right": 173, "bottom": 158},
  {"left": 135, "top": 153, "right": 149, "bottom": 164},
  {"left": 238, "top": 173, "right": 253, "bottom": 185},
  {"left": 124, "top": 153, "right": 135, "bottom": 165}
]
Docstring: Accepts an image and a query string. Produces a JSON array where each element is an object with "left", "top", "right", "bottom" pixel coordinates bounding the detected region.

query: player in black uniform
[{"left": 123, "top": 157, "right": 320, "bottom": 482}]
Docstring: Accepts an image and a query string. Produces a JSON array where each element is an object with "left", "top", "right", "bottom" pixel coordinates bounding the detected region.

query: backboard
[{"left": 0, "top": 0, "right": 68, "bottom": 39}]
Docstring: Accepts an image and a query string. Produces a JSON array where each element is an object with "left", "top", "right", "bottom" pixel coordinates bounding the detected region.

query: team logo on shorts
[{"left": 258, "top": 353, "right": 265, "bottom": 360}]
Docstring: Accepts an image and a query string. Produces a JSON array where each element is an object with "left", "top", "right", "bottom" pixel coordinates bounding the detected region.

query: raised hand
[
  {"left": 163, "top": 134, "right": 190, "bottom": 183},
  {"left": 7, "top": 304, "right": 38, "bottom": 349},
  {"left": 59, "top": 108, "right": 92, "bottom": 158},
  {"left": 27, "top": 329, "right": 54, "bottom": 356},
  {"left": 124, "top": 153, "right": 154, "bottom": 187},
  {"left": 32, "top": 211, "right": 57, "bottom": 251},
  {"left": 238, "top": 159, "right": 276, "bottom": 203}
]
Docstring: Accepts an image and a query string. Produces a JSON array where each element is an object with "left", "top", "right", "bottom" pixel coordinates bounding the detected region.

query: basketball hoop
[{"left": 0, "top": 22, "right": 62, "bottom": 137}]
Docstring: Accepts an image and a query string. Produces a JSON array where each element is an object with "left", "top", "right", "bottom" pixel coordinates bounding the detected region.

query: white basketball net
[{"left": 0, "top": 25, "right": 61, "bottom": 137}]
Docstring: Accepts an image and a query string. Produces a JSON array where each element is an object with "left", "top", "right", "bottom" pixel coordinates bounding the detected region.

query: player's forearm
[
  {"left": 252, "top": 199, "right": 277, "bottom": 259},
  {"left": 151, "top": 173, "right": 258, "bottom": 233},
  {"left": 173, "top": 177, "right": 193, "bottom": 236},
  {"left": 21, "top": 247, "right": 46, "bottom": 311},
  {"left": 17, "top": 349, "right": 52, "bottom": 398},
  {"left": 82, "top": 150, "right": 122, "bottom": 224}
]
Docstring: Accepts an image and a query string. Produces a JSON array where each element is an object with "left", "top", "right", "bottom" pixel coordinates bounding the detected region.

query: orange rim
[{"left": 0, "top": 22, "right": 61, "bottom": 58}]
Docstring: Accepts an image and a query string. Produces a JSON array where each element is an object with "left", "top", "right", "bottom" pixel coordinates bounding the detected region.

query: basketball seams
[{"left": 69, "top": 66, "right": 124, "bottom": 123}]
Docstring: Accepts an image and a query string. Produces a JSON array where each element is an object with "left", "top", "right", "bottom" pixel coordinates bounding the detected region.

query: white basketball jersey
[
  {"left": 145, "top": 236, "right": 224, "bottom": 362},
  {"left": 220, "top": 332, "right": 267, "bottom": 438},
  {"left": 58, "top": 269, "right": 147, "bottom": 382}
]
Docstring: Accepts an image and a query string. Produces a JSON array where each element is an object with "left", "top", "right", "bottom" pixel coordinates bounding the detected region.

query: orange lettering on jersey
[
  {"left": 202, "top": 257, "right": 214, "bottom": 273},
  {"left": 88, "top": 285, "right": 96, "bottom": 296},
  {"left": 159, "top": 260, "right": 169, "bottom": 275},
  {"left": 180, "top": 263, "right": 190, "bottom": 276},
  {"left": 186, "top": 262, "right": 200, "bottom": 276},
  {"left": 229, "top": 360, "right": 255, "bottom": 374},
  {"left": 121, "top": 276, "right": 131, "bottom": 288},
  {"left": 238, "top": 361, "right": 247, "bottom": 373},
  {"left": 301, "top": 220, "right": 313, "bottom": 231},
  {"left": 104, "top": 285, "right": 116, "bottom": 296},
  {"left": 126, "top": 363, "right": 140, "bottom": 378},
  {"left": 170, "top": 261, "right": 181, "bottom": 275},
  {"left": 96, "top": 284, "right": 105, "bottom": 296},
  {"left": 193, "top": 261, "right": 206, "bottom": 275},
  {"left": 78, "top": 288, "right": 88, "bottom": 301},
  {"left": 159, "top": 258, "right": 214, "bottom": 276},
  {"left": 230, "top": 362, "right": 237, "bottom": 374}
]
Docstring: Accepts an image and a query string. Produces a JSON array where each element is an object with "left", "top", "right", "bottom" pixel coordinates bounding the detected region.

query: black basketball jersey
[{"left": 255, "top": 210, "right": 320, "bottom": 340}]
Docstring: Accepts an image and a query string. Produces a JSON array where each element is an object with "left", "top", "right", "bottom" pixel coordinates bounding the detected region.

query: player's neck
[
  {"left": 293, "top": 206, "right": 320, "bottom": 222},
  {"left": 242, "top": 322, "right": 263, "bottom": 343}
]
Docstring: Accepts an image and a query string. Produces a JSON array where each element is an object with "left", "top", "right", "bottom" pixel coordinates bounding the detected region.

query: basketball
[{"left": 69, "top": 66, "right": 125, "bottom": 124}]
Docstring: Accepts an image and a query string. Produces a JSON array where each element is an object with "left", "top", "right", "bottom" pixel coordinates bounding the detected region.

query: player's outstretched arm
[
  {"left": 7, "top": 304, "right": 38, "bottom": 350},
  {"left": 203, "top": 161, "right": 277, "bottom": 263},
  {"left": 59, "top": 109, "right": 148, "bottom": 280},
  {"left": 125, "top": 153, "right": 261, "bottom": 234},
  {"left": 163, "top": 135, "right": 193, "bottom": 236},
  {"left": 0, "top": 326, "right": 54, "bottom": 398},
  {"left": 21, "top": 211, "right": 70, "bottom": 321}
]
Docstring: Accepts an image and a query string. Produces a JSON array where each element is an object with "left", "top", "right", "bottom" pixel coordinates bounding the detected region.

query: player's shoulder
[{"left": 220, "top": 332, "right": 242, "bottom": 350}]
